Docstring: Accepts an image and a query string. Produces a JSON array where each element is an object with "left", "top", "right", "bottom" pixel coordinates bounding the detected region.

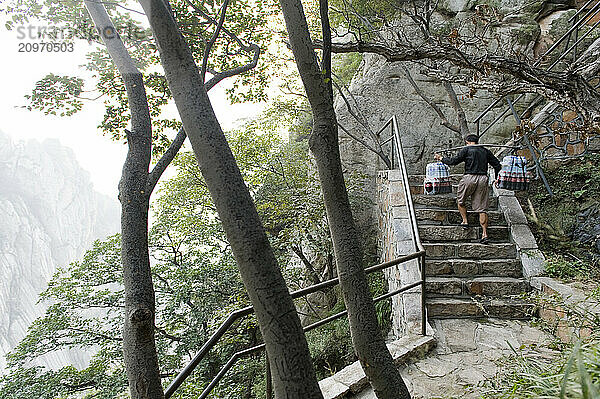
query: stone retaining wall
[
  {"left": 377, "top": 169, "right": 423, "bottom": 337},
  {"left": 532, "top": 277, "right": 600, "bottom": 342}
]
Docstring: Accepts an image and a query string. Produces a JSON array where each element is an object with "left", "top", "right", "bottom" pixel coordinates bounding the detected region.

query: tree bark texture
[
  {"left": 84, "top": 2, "right": 164, "bottom": 398},
  {"left": 278, "top": 1, "right": 411, "bottom": 398},
  {"left": 137, "top": 1, "right": 323, "bottom": 398}
]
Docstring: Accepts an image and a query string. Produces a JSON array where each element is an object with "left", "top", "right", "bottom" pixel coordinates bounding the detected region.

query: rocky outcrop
[
  {"left": 573, "top": 202, "right": 600, "bottom": 253},
  {"left": 335, "top": 0, "right": 580, "bottom": 230},
  {"left": 0, "top": 131, "right": 119, "bottom": 371}
]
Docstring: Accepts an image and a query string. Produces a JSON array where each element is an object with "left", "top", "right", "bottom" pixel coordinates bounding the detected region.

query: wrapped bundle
[
  {"left": 497, "top": 155, "right": 530, "bottom": 191},
  {"left": 424, "top": 162, "right": 452, "bottom": 195}
]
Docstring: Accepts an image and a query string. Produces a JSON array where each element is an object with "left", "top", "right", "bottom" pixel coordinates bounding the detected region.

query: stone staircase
[{"left": 409, "top": 174, "right": 535, "bottom": 319}]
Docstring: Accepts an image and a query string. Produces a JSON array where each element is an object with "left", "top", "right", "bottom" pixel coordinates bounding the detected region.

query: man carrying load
[{"left": 434, "top": 134, "right": 501, "bottom": 245}]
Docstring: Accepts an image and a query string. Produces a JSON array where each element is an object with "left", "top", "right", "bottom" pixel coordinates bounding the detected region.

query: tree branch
[
  {"left": 290, "top": 245, "right": 322, "bottom": 285},
  {"left": 319, "top": 0, "right": 333, "bottom": 98},
  {"left": 442, "top": 81, "right": 470, "bottom": 136},
  {"left": 200, "top": 0, "right": 230, "bottom": 82},
  {"left": 147, "top": 128, "right": 186, "bottom": 193},
  {"left": 62, "top": 381, "right": 97, "bottom": 392},
  {"left": 68, "top": 326, "right": 123, "bottom": 342},
  {"left": 205, "top": 43, "right": 260, "bottom": 91},
  {"left": 402, "top": 66, "right": 461, "bottom": 133},
  {"left": 317, "top": 39, "right": 600, "bottom": 118},
  {"left": 155, "top": 325, "right": 182, "bottom": 342}
]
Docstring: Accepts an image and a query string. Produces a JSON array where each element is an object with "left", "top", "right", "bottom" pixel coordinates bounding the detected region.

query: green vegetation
[
  {"left": 3, "top": 0, "right": 280, "bottom": 155},
  {"left": 329, "top": 0, "right": 394, "bottom": 27},
  {"left": 515, "top": 18, "right": 541, "bottom": 46},
  {"left": 0, "top": 109, "right": 382, "bottom": 397},
  {"left": 482, "top": 286, "right": 600, "bottom": 398},
  {"left": 487, "top": 154, "right": 600, "bottom": 398},
  {"left": 482, "top": 340, "right": 600, "bottom": 398},
  {"left": 520, "top": 153, "right": 600, "bottom": 280},
  {"left": 333, "top": 53, "right": 363, "bottom": 86},
  {"left": 544, "top": 254, "right": 596, "bottom": 280}
]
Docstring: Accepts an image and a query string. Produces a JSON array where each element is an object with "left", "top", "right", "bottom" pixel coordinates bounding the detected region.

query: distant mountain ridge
[{"left": 0, "top": 130, "right": 120, "bottom": 371}]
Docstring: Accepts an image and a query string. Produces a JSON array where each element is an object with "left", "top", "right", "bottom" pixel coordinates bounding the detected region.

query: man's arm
[
  {"left": 487, "top": 149, "right": 502, "bottom": 179},
  {"left": 441, "top": 148, "right": 467, "bottom": 166}
]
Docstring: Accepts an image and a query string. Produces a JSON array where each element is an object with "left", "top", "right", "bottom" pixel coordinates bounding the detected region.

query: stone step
[
  {"left": 410, "top": 184, "right": 458, "bottom": 195},
  {"left": 416, "top": 208, "right": 506, "bottom": 226},
  {"left": 426, "top": 277, "right": 530, "bottom": 298},
  {"left": 427, "top": 297, "right": 536, "bottom": 319},
  {"left": 426, "top": 259, "right": 522, "bottom": 278},
  {"left": 413, "top": 194, "right": 498, "bottom": 210},
  {"left": 419, "top": 225, "right": 509, "bottom": 242},
  {"left": 424, "top": 242, "right": 517, "bottom": 260},
  {"left": 319, "top": 334, "right": 436, "bottom": 399}
]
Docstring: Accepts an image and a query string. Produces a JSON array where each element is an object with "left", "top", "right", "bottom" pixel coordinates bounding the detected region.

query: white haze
[{"left": 0, "top": 12, "right": 262, "bottom": 374}]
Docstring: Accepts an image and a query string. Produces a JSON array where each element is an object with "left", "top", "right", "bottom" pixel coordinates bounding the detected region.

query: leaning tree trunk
[
  {"left": 85, "top": 3, "right": 188, "bottom": 397},
  {"left": 278, "top": 0, "right": 412, "bottom": 398},
  {"left": 84, "top": 2, "right": 163, "bottom": 398},
  {"left": 137, "top": 1, "right": 324, "bottom": 398}
]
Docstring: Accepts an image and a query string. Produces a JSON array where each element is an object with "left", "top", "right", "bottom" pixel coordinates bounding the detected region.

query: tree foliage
[
  {"left": 0, "top": 109, "right": 376, "bottom": 397},
  {"left": 2, "top": 0, "right": 280, "bottom": 154}
]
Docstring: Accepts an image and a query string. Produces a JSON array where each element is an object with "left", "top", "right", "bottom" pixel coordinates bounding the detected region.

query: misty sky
[{"left": 1, "top": 18, "right": 261, "bottom": 198}]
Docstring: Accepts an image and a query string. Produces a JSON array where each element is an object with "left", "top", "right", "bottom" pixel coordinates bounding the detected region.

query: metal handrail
[
  {"left": 383, "top": 115, "right": 428, "bottom": 336},
  {"left": 570, "top": 0, "right": 597, "bottom": 22},
  {"left": 391, "top": 116, "right": 427, "bottom": 336},
  {"left": 192, "top": 262, "right": 426, "bottom": 399},
  {"left": 165, "top": 206, "right": 428, "bottom": 398},
  {"left": 473, "top": 3, "right": 600, "bottom": 130}
]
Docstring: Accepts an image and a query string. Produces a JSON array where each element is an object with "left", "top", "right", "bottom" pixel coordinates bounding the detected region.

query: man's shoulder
[
  {"left": 468, "top": 145, "right": 492, "bottom": 155},
  {"left": 465, "top": 145, "right": 485, "bottom": 154}
]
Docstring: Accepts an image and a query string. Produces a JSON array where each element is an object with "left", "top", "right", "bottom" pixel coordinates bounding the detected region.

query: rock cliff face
[
  {"left": 335, "top": 0, "right": 573, "bottom": 229},
  {"left": 0, "top": 131, "right": 120, "bottom": 371}
]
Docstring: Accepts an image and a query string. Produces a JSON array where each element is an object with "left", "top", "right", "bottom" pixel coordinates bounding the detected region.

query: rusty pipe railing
[{"left": 473, "top": 3, "right": 600, "bottom": 137}]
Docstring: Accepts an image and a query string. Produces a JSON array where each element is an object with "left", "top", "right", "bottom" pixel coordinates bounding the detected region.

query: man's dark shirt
[{"left": 441, "top": 145, "right": 501, "bottom": 177}]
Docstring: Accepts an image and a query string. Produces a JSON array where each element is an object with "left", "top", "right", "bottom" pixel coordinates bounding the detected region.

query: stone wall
[
  {"left": 377, "top": 169, "right": 423, "bottom": 337},
  {"left": 532, "top": 277, "right": 600, "bottom": 343}
]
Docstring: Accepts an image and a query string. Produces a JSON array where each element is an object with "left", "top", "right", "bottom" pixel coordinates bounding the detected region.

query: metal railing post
[{"left": 420, "top": 254, "right": 427, "bottom": 336}]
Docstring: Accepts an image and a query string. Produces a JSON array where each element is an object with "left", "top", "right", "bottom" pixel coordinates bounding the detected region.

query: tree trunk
[
  {"left": 85, "top": 3, "right": 187, "bottom": 397},
  {"left": 442, "top": 82, "right": 470, "bottom": 137},
  {"left": 278, "top": 1, "right": 411, "bottom": 398},
  {"left": 119, "top": 118, "right": 162, "bottom": 399},
  {"left": 137, "top": 1, "right": 323, "bottom": 398}
]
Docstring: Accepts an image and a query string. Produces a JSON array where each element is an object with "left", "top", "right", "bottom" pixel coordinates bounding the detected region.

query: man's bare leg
[
  {"left": 458, "top": 203, "right": 468, "bottom": 225},
  {"left": 479, "top": 212, "right": 489, "bottom": 239}
]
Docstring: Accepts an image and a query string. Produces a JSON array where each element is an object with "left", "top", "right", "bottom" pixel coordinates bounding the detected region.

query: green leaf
[
  {"left": 560, "top": 341, "right": 578, "bottom": 398},
  {"left": 577, "top": 346, "right": 600, "bottom": 399}
]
